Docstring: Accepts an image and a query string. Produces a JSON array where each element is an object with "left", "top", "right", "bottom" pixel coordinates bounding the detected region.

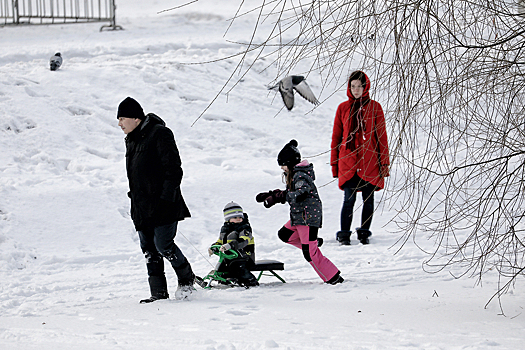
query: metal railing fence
[{"left": 1, "top": 0, "right": 122, "bottom": 31}]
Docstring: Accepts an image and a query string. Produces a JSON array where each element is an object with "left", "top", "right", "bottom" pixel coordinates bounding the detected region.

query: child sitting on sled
[{"left": 206, "top": 201, "right": 259, "bottom": 287}]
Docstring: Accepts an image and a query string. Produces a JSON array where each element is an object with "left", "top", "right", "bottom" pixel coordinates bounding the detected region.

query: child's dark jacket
[
  {"left": 212, "top": 213, "right": 255, "bottom": 262},
  {"left": 286, "top": 160, "right": 322, "bottom": 228}
]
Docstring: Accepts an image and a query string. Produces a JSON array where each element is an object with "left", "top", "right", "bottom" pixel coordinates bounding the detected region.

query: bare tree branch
[{"left": 203, "top": 0, "right": 525, "bottom": 305}]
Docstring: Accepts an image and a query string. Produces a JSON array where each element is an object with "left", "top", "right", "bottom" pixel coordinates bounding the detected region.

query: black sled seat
[{"left": 250, "top": 260, "right": 285, "bottom": 283}]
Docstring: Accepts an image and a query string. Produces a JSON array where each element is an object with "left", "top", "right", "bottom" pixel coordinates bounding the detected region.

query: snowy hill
[{"left": 0, "top": 1, "right": 523, "bottom": 349}]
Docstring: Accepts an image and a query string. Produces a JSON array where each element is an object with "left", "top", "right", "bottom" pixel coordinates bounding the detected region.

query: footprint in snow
[
  {"left": 230, "top": 323, "right": 247, "bottom": 330},
  {"left": 118, "top": 207, "right": 130, "bottom": 219},
  {"left": 293, "top": 297, "right": 315, "bottom": 301},
  {"left": 24, "top": 87, "right": 48, "bottom": 97},
  {"left": 2, "top": 119, "right": 36, "bottom": 133},
  {"left": 202, "top": 157, "right": 224, "bottom": 167},
  {"left": 202, "top": 114, "right": 232, "bottom": 123},
  {"left": 64, "top": 106, "right": 92, "bottom": 116},
  {"left": 226, "top": 310, "right": 250, "bottom": 316},
  {"left": 84, "top": 147, "right": 112, "bottom": 159}
]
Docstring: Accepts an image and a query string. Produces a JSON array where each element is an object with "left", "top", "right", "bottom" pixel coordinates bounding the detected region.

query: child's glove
[
  {"left": 264, "top": 189, "right": 287, "bottom": 208},
  {"left": 208, "top": 247, "right": 214, "bottom": 256},
  {"left": 219, "top": 243, "right": 232, "bottom": 252},
  {"left": 256, "top": 190, "right": 273, "bottom": 203}
]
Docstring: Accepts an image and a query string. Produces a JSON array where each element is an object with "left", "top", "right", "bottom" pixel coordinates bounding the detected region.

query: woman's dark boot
[
  {"left": 336, "top": 230, "right": 351, "bottom": 245},
  {"left": 356, "top": 227, "right": 372, "bottom": 245}
]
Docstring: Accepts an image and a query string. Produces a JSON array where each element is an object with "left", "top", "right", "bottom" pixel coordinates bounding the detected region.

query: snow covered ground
[{"left": 0, "top": 1, "right": 524, "bottom": 349}]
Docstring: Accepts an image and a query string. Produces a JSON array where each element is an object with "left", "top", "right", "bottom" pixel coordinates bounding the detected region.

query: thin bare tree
[{"left": 203, "top": 0, "right": 525, "bottom": 307}]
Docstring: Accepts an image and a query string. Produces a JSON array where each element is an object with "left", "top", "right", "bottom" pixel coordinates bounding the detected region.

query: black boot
[
  {"left": 174, "top": 260, "right": 195, "bottom": 286},
  {"left": 356, "top": 227, "right": 372, "bottom": 245},
  {"left": 174, "top": 260, "right": 196, "bottom": 300},
  {"left": 326, "top": 271, "right": 344, "bottom": 285},
  {"left": 336, "top": 230, "right": 351, "bottom": 245},
  {"left": 317, "top": 237, "right": 324, "bottom": 247},
  {"left": 236, "top": 261, "right": 259, "bottom": 288},
  {"left": 140, "top": 275, "right": 169, "bottom": 304}
]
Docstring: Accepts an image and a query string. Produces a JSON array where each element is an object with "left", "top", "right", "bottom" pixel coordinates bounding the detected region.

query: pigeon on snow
[
  {"left": 268, "top": 75, "right": 319, "bottom": 111},
  {"left": 50, "top": 52, "right": 62, "bottom": 71}
]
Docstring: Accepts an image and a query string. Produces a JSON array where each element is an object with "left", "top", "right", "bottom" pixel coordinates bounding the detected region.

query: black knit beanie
[
  {"left": 117, "top": 97, "right": 145, "bottom": 120},
  {"left": 277, "top": 139, "right": 301, "bottom": 167}
]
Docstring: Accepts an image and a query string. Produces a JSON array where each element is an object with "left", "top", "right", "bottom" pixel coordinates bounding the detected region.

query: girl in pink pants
[{"left": 256, "top": 140, "right": 344, "bottom": 284}]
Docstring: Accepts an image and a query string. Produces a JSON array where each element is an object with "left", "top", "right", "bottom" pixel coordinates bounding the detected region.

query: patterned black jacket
[{"left": 286, "top": 161, "right": 322, "bottom": 228}]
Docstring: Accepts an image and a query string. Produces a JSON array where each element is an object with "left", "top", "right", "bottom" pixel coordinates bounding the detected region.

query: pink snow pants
[{"left": 281, "top": 221, "right": 339, "bottom": 282}]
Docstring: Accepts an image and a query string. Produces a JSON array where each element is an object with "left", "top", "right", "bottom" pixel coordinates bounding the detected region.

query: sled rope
[{"left": 178, "top": 229, "right": 216, "bottom": 269}]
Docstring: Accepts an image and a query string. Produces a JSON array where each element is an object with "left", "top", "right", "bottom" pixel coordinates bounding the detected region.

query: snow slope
[{"left": 0, "top": 1, "right": 523, "bottom": 349}]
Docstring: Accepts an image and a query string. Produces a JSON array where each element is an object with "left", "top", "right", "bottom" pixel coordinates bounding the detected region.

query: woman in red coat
[{"left": 330, "top": 71, "right": 390, "bottom": 245}]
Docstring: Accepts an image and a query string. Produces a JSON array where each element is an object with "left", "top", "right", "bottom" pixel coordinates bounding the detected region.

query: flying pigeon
[
  {"left": 268, "top": 75, "right": 319, "bottom": 111},
  {"left": 50, "top": 52, "right": 62, "bottom": 71}
]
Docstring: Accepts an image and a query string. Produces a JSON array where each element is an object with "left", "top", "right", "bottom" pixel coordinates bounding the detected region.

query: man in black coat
[{"left": 117, "top": 97, "right": 195, "bottom": 303}]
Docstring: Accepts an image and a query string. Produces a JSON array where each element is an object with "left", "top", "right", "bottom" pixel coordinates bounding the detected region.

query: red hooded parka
[{"left": 330, "top": 72, "right": 390, "bottom": 190}]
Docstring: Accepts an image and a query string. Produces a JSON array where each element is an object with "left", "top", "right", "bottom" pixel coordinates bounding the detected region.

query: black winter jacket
[{"left": 125, "top": 113, "right": 190, "bottom": 231}]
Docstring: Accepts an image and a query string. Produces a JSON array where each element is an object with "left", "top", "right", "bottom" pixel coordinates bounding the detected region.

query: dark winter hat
[
  {"left": 117, "top": 97, "right": 145, "bottom": 120},
  {"left": 223, "top": 201, "right": 244, "bottom": 222},
  {"left": 277, "top": 139, "right": 301, "bottom": 167}
]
